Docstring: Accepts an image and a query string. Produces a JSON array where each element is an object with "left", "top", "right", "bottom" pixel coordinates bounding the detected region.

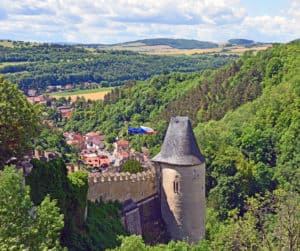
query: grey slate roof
[{"left": 152, "top": 116, "right": 205, "bottom": 166}]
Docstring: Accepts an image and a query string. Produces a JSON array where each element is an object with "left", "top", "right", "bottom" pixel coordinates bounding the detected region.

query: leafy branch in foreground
[
  {"left": 0, "top": 166, "right": 65, "bottom": 251},
  {"left": 0, "top": 75, "right": 41, "bottom": 167}
]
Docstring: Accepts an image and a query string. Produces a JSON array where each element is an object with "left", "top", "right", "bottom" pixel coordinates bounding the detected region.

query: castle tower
[{"left": 152, "top": 116, "right": 205, "bottom": 243}]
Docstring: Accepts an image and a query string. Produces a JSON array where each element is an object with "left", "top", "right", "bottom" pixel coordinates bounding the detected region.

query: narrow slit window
[{"left": 173, "top": 180, "right": 179, "bottom": 194}]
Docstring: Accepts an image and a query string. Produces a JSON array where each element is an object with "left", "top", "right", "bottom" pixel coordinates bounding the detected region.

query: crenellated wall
[{"left": 87, "top": 169, "right": 157, "bottom": 202}]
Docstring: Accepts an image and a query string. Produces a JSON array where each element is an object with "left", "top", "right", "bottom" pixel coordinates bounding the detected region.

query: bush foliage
[{"left": 122, "top": 159, "right": 143, "bottom": 174}]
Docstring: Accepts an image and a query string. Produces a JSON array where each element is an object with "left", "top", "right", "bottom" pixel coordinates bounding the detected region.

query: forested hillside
[
  {"left": 104, "top": 42, "right": 299, "bottom": 251},
  {"left": 227, "top": 38, "right": 255, "bottom": 46},
  {"left": 65, "top": 42, "right": 300, "bottom": 250},
  {"left": 0, "top": 40, "right": 235, "bottom": 91},
  {"left": 1, "top": 40, "right": 299, "bottom": 250},
  {"left": 64, "top": 72, "right": 204, "bottom": 151},
  {"left": 65, "top": 43, "right": 298, "bottom": 151}
]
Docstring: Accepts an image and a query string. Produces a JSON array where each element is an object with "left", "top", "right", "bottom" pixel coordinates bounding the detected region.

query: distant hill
[
  {"left": 0, "top": 40, "right": 235, "bottom": 91},
  {"left": 227, "top": 39, "right": 256, "bottom": 46},
  {"left": 121, "top": 38, "right": 218, "bottom": 49},
  {"left": 83, "top": 38, "right": 271, "bottom": 55},
  {"left": 289, "top": 38, "right": 300, "bottom": 43},
  {"left": 83, "top": 38, "right": 219, "bottom": 50}
]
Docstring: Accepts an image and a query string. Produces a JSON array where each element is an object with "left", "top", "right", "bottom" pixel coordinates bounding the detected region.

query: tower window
[{"left": 173, "top": 180, "right": 179, "bottom": 194}]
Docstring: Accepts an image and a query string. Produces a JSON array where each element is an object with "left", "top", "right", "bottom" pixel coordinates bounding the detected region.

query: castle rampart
[
  {"left": 87, "top": 116, "right": 205, "bottom": 243},
  {"left": 87, "top": 169, "right": 157, "bottom": 202}
]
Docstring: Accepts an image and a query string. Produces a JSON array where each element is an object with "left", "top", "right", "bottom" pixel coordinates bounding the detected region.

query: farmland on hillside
[{"left": 49, "top": 87, "right": 113, "bottom": 101}]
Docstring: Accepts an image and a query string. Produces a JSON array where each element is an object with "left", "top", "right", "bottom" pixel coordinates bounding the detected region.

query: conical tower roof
[{"left": 152, "top": 116, "right": 205, "bottom": 166}]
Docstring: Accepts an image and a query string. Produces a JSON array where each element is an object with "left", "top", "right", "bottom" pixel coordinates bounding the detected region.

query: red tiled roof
[
  {"left": 117, "top": 140, "right": 129, "bottom": 146},
  {"left": 99, "top": 134, "right": 106, "bottom": 141},
  {"left": 86, "top": 131, "right": 100, "bottom": 137},
  {"left": 87, "top": 136, "right": 102, "bottom": 145}
]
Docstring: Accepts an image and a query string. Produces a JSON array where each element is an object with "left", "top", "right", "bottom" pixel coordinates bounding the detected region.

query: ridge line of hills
[
  {"left": 74, "top": 38, "right": 268, "bottom": 50},
  {"left": 0, "top": 38, "right": 277, "bottom": 92},
  {"left": 0, "top": 39, "right": 237, "bottom": 91},
  {"left": 1, "top": 37, "right": 269, "bottom": 49}
]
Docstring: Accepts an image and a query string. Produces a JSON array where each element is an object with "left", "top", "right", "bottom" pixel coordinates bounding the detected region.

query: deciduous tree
[
  {"left": 0, "top": 166, "right": 65, "bottom": 250},
  {"left": 0, "top": 76, "right": 41, "bottom": 167}
]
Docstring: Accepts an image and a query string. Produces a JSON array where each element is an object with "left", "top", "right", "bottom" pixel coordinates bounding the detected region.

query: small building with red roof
[
  {"left": 57, "top": 106, "right": 73, "bottom": 119},
  {"left": 65, "top": 132, "right": 85, "bottom": 150},
  {"left": 114, "top": 140, "right": 130, "bottom": 160}
]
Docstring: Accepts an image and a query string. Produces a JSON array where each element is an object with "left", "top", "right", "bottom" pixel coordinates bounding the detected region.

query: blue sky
[{"left": 0, "top": 0, "right": 299, "bottom": 44}]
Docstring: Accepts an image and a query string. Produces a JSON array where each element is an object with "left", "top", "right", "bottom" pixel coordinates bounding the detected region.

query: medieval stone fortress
[
  {"left": 19, "top": 116, "right": 205, "bottom": 243},
  {"left": 88, "top": 116, "right": 206, "bottom": 243}
]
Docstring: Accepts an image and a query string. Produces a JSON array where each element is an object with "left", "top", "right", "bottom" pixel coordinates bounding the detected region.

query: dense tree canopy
[
  {"left": 0, "top": 42, "right": 235, "bottom": 91},
  {"left": 0, "top": 166, "right": 65, "bottom": 250},
  {"left": 194, "top": 42, "right": 300, "bottom": 217},
  {"left": 0, "top": 76, "right": 41, "bottom": 167},
  {"left": 64, "top": 42, "right": 299, "bottom": 156},
  {"left": 1, "top": 41, "right": 299, "bottom": 250},
  {"left": 26, "top": 159, "right": 127, "bottom": 251}
]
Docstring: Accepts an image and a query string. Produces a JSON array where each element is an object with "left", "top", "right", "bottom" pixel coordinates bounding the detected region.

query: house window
[{"left": 173, "top": 180, "right": 179, "bottom": 194}]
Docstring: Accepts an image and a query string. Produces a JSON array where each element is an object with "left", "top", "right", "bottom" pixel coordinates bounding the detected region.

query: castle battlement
[
  {"left": 87, "top": 116, "right": 206, "bottom": 243},
  {"left": 88, "top": 169, "right": 156, "bottom": 184},
  {"left": 87, "top": 169, "right": 157, "bottom": 203}
]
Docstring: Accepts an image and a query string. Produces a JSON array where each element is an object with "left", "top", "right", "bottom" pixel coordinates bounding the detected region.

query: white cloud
[
  {"left": 240, "top": 0, "right": 300, "bottom": 42},
  {"left": 0, "top": 0, "right": 299, "bottom": 43},
  {"left": 243, "top": 16, "right": 288, "bottom": 35}
]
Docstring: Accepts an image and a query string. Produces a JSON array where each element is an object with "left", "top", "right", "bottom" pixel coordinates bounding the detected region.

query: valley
[
  {"left": 0, "top": 39, "right": 237, "bottom": 91},
  {"left": 0, "top": 39, "right": 299, "bottom": 251},
  {"left": 1, "top": 0, "right": 299, "bottom": 249}
]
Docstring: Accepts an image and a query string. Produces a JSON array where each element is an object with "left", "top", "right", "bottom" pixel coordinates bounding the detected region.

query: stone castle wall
[
  {"left": 122, "top": 207, "right": 142, "bottom": 235},
  {"left": 87, "top": 169, "right": 157, "bottom": 203},
  {"left": 120, "top": 194, "right": 167, "bottom": 243}
]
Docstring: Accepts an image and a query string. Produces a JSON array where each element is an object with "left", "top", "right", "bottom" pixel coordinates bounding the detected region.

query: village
[
  {"left": 63, "top": 130, "right": 151, "bottom": 173},
  {"left": 20, "top": 127, "right": 152, "bottom": 178},
  {"left": 19, "top": 85, "right": 152, "bottom": 178}
]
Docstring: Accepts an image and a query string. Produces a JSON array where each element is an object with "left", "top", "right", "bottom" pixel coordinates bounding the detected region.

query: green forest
[
  {"left": 0, "top": 40, "right": 235, "bottom": 91},
  {"left": 0, "top": 40, "right": 299, "bottom": 250},
  {"left": 64, "top": 41, "right": 300, "bottom": 249}
]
